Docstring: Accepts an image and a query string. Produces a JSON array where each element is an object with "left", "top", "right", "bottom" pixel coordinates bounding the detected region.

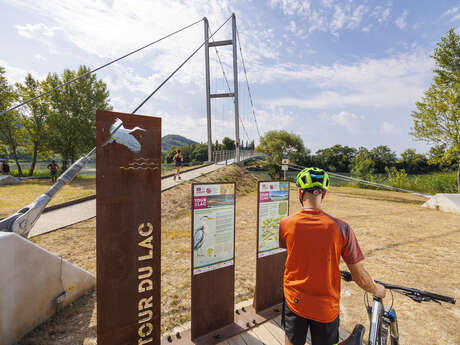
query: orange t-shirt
[{"left": 279, "top": 209, "right": 364, "bottom": 323}]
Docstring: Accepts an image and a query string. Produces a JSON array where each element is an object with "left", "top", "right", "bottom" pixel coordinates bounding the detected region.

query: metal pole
[
  {"left": 232, "top": 13, "right": 240, "bottom": 164},
  {"left": 204, "top": 17, "right": 212, "bottom": 162}
]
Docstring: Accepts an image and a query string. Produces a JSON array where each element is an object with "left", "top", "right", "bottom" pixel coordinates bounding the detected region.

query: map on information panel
[{"left": 258, "top": 181, "right": 289, "bottom": 258}]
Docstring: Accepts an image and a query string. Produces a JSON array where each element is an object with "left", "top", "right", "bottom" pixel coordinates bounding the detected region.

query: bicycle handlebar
[{"left": 340, "top": 270, "right": 456, "bottom": 305}]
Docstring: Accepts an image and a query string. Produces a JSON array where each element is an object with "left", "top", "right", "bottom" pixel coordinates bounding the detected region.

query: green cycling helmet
[{"left": 296, "top": 167, "right": 330, "bottom": 191}]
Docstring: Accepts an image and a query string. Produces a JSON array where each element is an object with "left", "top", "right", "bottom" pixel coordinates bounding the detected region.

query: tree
[
  {"left": 16, "top": 73, "right": 50, "bottom": 176},
  {"left": 44, "top": 66, "right": 111, "bottom": 169},
  {"left": 0, "top": 67, "right": 25, "bottom": 176},
  {"left": 256, "top": 130, "right": 307, "bottom": 165},
  {"left": 371, "top": 145, "right": 396, "bottom": 173},
  {"left": 427, "top": 144, "right": 458, "bottom": 171},
  {"left": 411, "top": 28, "right": 460, "bottom": 191},
  {"left": 222, "top": 137, "right": 235, "bottom": 150},
  {"left": 314, "top": 145, "right": 356, "bottom": 172},
  {"left": 399, "top": 149, "right": 428, "bottom": 174},
  {"left": 350, "top": 147, "right": 375, "bottom": 177}
]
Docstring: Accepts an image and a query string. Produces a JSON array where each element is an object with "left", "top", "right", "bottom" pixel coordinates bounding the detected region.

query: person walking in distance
[
  {"left": 47, "top": 160, "right": 59, "bottom": 183},
  {"left": 173, "top": 149, "right": 183, "bottom": 181},
  {"left": 279, "top": 167, "right": 386, "bottom": 345},
  {"left": 1, "top": 160, "right": 10, "bottom": 175}
]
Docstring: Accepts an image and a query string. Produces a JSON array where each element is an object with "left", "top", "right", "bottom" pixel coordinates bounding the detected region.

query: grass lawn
[
  {"left": 15, "top": 167, "right": 460, "bottom": 345},
  {"left": 1, "top": 179, "right": 96, "bottom": 218}
]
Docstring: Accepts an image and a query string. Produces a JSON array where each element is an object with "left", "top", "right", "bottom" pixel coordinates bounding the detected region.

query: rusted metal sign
[
  {"left": 96, "top": 110, "right": 161, "bottom": 345},
  {"left": 191, "top": 182, "right": 236, "bottom": 340},
  {"left": 254, "top": 181, "right": 289, "bottom": 312}
]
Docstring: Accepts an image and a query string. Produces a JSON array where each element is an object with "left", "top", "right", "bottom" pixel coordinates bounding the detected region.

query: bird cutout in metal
[
  {"left": 102, "top": 118, "right": 146, "bottom": 153},
  {"left": 194, "top": 216, "right": 215, "bottom": 257}
]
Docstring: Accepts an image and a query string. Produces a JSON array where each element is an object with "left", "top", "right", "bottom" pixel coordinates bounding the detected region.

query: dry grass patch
[
  {"left": 1, "top": 178, "right": 95, "bottom": 218},
  {"left": 19, "top": 172, "right": 460, "bottom": 345}
]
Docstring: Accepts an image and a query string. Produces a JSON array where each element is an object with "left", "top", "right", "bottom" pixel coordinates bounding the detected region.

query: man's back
[{"left": 280, "top": 209, "right": 364, "bottom": 323}]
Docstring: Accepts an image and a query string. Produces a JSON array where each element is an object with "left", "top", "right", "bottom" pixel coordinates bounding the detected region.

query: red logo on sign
[
  {"left": 270, "top": 185, "right": 274, "bottom": 190},
  {"left": 206, "top": 188, "right": 211, "bottom": 193},
  {"left": 194, "top": 196, "right": 207, "bottom": 209}
]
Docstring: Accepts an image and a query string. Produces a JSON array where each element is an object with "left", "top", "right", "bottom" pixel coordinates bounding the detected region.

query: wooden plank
[
  {"left": 240, "top": 329, "right": 264, "bottom": 345},
  {"left": 227, "top": 334, "right": 247, "bottom": 345},
  {"left": 339, "top": 327, "right": 350, "bottom": 341},
  {"left": 265, "top": 320, "right": 285, "bottom": 344},
  {"left": 251, "top": 323, "right": 281, "bottom": 345},
  {"left": 272, "top": 315, "right": 282, "bottom": 328}
]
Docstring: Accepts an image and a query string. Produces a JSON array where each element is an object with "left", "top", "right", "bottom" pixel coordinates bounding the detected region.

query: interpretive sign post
[
  {"left": 254, "top": 181, "right": 289, "bottom": 312},
  {"left": 191, "top": 182, "right": 236, "bottom": 340},
  {"left": 96, "top": 110, "right": 161, "bottom": 345}
]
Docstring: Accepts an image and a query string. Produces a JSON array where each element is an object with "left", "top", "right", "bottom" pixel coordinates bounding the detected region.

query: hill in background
[{"left": 162, "top": 134, "right": 198, "bottom": 151}]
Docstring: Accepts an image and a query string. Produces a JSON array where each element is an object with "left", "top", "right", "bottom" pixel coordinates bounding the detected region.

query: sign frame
[
  {"left": 254, "top": 180, "right": 289, "bottom": 313},
  {"left": 191, "top": 182, "right": 236, "bottom": 340}
]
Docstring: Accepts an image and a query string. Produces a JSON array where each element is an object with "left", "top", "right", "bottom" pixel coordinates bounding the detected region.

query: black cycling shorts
[{"left": 283, "top": 301, "right": 339, "bottom": 345}]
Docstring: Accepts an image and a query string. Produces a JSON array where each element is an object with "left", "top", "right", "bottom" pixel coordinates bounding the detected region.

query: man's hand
[{"left": 373, "top": 283, "right": 386, "bottom": 298}]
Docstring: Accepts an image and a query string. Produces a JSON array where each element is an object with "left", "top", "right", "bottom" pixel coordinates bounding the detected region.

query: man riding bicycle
[{"left": 279, "top": 168, "right": 386, "bottom": 345}]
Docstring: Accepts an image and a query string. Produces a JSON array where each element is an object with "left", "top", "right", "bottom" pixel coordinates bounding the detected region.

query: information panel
[
  {"left": 257, "top": 181, "right": 289, "bottom": 258},
  {"left": 191, "top": 182, "right": 236, "bottom": 340},
  {"left": 192, "top": 183, "right": 235, "bottom": 274},
  {"left": 254, "top": 180, "right": 289, "bottom": 313}
]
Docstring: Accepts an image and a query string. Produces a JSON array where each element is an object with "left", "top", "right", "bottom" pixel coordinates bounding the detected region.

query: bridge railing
[{"left": 213, "top": 150, "right": 256, "bottom": 164}]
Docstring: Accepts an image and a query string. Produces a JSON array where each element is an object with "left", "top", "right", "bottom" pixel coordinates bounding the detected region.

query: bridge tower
[{"left": 204, "top": 13, "right": 240, "bottom": 163}]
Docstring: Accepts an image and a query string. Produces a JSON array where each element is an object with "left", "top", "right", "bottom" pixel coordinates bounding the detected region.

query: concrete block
[
  {"left": 422, "top": 193, "right": 460, "bottom": 215},
  {"left": 0, "top": 233, "right": 95, "bottom": 345},
  {"left": 0, "top": 175, "right": 22, "bottom": 185}
]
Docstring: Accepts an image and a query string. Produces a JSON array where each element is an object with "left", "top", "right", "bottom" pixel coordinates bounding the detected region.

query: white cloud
[
  {"left": 380, "top": 121, "right": 395, "bottom": 135},
  {"left": 372, "top": 2, "right": 392, "bottom": 24},
  {"left": 320, "top": 111, "right": 365, "bottom": 133},
  {"left": 271, "top": 0, "right": 370, "bottom": 36},
  {"left": 34, "top": 54, "right": 46, "bottom": 61},
  {"left": 256, "top": 50, "right": 432, "bottom": 110},
  {"left": 395, "top": 10, "right": 408, "bottom": 29},
  {"left": 442, "top": 6, "right": 460, "bottom": 22},
  {"left": 0, "top": 59, "right": 42, "bottom": 84},
  {"left": 15, "top": 23, "right": 58, "bottom": 38}
]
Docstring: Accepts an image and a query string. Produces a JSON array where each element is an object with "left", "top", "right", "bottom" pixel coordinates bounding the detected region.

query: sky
[{"left": 1, "top": 0, "right": 459, "bottom": 155}]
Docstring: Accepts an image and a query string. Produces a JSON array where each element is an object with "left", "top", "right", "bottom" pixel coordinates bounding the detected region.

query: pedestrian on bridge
[
  {"left": 279, "top": 167, "right": 386, "bottom": 345},
  {"left": 173, "top": 149, "right": 183, "bottom": 181}
]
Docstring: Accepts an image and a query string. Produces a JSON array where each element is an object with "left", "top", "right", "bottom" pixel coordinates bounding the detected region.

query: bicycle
[{"left": 338, "top": 270, "right": 456, "bottom": 345}]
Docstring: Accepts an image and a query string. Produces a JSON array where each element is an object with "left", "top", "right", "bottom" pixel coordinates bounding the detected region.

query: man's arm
[{"left": 346, "top": 262, "right": 386, "bottom": 298}]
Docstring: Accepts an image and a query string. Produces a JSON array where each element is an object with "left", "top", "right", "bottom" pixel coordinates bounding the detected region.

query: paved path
[{"left": 28, "top": 162, "right": 239, "bottom": 238}]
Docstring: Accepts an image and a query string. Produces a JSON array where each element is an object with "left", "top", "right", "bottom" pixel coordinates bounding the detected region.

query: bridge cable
[
  {"left": 1, "top": 18, "right": 204, "bottom": 117},
  {"left": 288, "top": 163, "right": 431, "bottom": 198},
  {"left": 208, "top": 29, "right": 251, "bottom": 144},
  {"left": 236, "top": 26, "right": 261, "bottom": 140}
]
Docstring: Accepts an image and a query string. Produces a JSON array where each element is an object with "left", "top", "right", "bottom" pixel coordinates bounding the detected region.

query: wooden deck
[{"left": 217, "top": 315, "right": 350, "bottom": 345}]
